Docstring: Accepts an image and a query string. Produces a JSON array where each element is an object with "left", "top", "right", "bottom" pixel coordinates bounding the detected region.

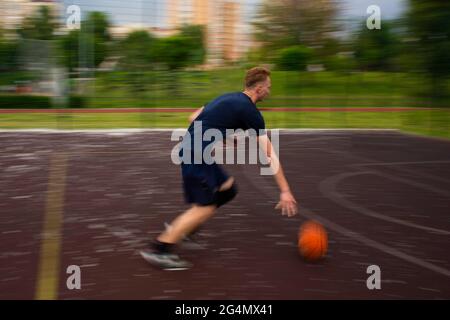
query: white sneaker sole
[{"left": 139, "top": 251, "right": 191, "bottom": 271}]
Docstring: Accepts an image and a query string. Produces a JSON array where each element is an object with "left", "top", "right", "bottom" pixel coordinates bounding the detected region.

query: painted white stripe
[
  {"left": 297, "top": 207, "right": 450, "bottom": 278},
  {"left": 353, "top": 160, "right": 450, "bottom": 166},
  {"left": 238, "top": 165, "right": 450, "bottom": 278},
  {"left": 319, "top": 171, "right": 450, "bottom": 235},
  {"left": 0, "top": 128, "right": 401, "bottom": 134}
]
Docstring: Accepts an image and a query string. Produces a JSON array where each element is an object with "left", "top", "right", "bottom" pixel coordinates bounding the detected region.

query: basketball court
[{"left": 1, "top": 129, "right": 449, "bottom": 299}]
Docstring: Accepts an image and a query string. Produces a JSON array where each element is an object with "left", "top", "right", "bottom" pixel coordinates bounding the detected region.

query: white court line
[
  {"left": 295, "top": 206, "right": 450, "bottom": 278},
  {"left": 368, "top": 170, "right": 450, "bottom": 198},
  {"left": 353, "top": 160, "right": 450, "bottom": 166},
  {"left": 0, "top": 128, "right": 185, "bottom": 134},
  {"left": 237, "top": 165, "right": 450, "bottom": 278},
  {"left": 0, "top": 128, "right": 401, "bottom": 134},
  {"left": 398, "top": 131, "right": 450, "bottom": 143},
  {"left": 351, "top": 161, "right": 450, "bottom": 185},
  {"left": 313, "top": 146, "right": 450, "bottom": 188},
  {"left": 319, "top": 171, "right": 450, "bottom": 235},
  {"left": 3, "top": 128, "right": 448, "bottom": 278}
]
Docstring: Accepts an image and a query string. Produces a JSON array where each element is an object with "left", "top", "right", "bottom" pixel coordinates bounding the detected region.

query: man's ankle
[{"left": 152, "top": 239, "right": 174, "bottom": 254}]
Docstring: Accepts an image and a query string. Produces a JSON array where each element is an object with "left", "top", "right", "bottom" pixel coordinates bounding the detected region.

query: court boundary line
[
  {"left": 0, "top": 128, "right": 401, "bottom": 134},
  {"left": 237, "top": 160, "right": 450, "bottom": 278},
  {"left": 319, "top": 170, "right": 450, "bottom": 235},
  {"left": 35, "top": 152, "right": 68, "bottom": 300}
]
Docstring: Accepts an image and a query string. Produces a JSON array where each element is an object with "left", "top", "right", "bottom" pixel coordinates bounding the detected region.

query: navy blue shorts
[{"left": 181, "top": 162, "right": 230, "bottom": 206}]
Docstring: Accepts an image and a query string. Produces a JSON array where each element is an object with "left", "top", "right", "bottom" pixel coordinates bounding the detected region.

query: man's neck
[{"left": 242, "top": 90, "right": 258, "bottom": 104}]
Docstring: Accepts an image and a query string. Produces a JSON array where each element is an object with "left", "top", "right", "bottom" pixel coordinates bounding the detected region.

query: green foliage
[
  {"left": 0, "top": 35, "right": 19, "bottom": 72},
  {"left": 253, "top": 0, "right": 340, "bottom": 61},
  {"left": 82, "top": 11, "right": 112, "bottom": 42},
  {"left": 118, "top": 30, "right": 156, "bottom": 70},
  {"left": 18, "top": 6, "right": 57, "bottom": 40},
  {"left": 155, "top": 25, "right": 206, "bottom": 71},
  {"left": 59, "top": 12, "right": 111, "bottom": 72},
  {"left": 156, "top": 36, "right": 194, "bottom": 71},
  {"left": 405, "top": 0, "right": 450, "bottom": 96},
  {"left": 0, "top": 95, "right": 86, "bottom": 108},
  {"left": 275, "top": 46, "right": 313, "bottom": 71},
  {"left": 59, "top": 30, "right": 107, "bottom": 71},
  {"left": 178, "top": 24, "right": 206, "bottom": 66},
  {"left": 354, "top": 21, "right": 399, "bottom": 71},
  {"left": 113, "top": 24, "right": 205, "bottom": 73},
  {"left": 323, "top": 54, "right": 355, "bottom": 72}
]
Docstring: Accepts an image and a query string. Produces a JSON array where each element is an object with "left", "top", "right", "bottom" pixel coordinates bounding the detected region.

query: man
[{"left": 140, "top": 67, "right": 298, "bottom": 270}]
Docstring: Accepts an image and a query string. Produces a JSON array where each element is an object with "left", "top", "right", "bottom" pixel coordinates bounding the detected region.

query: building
[
  {"left": 109, "top": 25, "right": 178, "bottom": 40},
  {"left": 0, "top": 0, "right": 60, "bottom": 36},
  {"left": 166, "top": 0, "right": 254, "bottom": 66}
]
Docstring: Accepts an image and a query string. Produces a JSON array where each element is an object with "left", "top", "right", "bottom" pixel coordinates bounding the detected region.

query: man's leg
[
  {"left": 160, "top": 176, "right": 235, "bottom": 244},
  {"left": 157, "top": 204, "right": 217, "bottom": 244},
  {"left": 141, "top": 205, "right": 216, "bottom": 271},
  {"left": 141, "top": 177, "right": 235, "bottom": 270}
]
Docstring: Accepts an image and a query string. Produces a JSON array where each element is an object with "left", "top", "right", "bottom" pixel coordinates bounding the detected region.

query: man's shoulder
[
  {"left": 216, "top": 92, "right": 244, "bottom": 101},
  {"left": 206, "top": 92, "right": 248, "bottom": 109}
]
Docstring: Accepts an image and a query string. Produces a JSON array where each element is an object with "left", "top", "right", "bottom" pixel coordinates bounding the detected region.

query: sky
[{"left": 60, "top": 0, "right": 407, "bottom": 27}]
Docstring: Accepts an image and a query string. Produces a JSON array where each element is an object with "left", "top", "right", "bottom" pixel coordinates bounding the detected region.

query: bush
[
  {"left": 323, "top": 55, "right": 356, "bottom": 72},
  {"left": 275, "top": 45, "right": 314, "bottom": 71},
  {"left": 67, "top": 96, "right": 86, "bottom": 108},
  {"left": 0, "top": 95, "right": 86, "bottom": 109}
]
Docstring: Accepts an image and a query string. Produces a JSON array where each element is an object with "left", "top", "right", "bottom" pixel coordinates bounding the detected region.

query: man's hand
[{"left": 275, "top": 190, "right": 298, "bottom": 217}]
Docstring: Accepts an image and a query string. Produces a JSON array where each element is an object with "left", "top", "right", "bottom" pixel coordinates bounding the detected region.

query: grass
[
  {"left": 0, "top": 70, "right": 448, "bottom": 139},
  {"left": 0, "top": 110, "right": 448, "bottom": 139},
  {"left": 2, "top": 70, "right": 447, "bottom": 109},
  {"left": 86, "top": 70, "right": 441, "bottom": 109}
]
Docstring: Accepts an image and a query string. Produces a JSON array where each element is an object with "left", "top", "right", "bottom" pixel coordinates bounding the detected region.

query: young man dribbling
[{"left": 141, "top": 67, "right": 298, "bottom": 270}]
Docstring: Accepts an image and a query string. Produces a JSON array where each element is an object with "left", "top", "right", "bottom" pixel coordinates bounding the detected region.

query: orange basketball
[{"left": 298, "top": 220, "right": 328, "bottom": 261}]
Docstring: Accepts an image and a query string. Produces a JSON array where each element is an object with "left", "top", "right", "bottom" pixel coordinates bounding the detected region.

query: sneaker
[
  {"left": 180, "top": 235, "right": 207, "bottom": 250},
  {"left": 164, "top": 222, "right": 207, "bottom": 250},
  {"left": 140, "top": 250, "right": 192, "bottom": 271}
]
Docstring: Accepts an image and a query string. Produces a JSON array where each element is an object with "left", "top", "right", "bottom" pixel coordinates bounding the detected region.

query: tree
[
  {"left": 353, "top": 21, "right": 399, "bottom": 71},
  {"left": 405, "top": 1, "right": 450, "bottom": 97},
  {"left": 156, "top": 35, "right": 192, "bottom": 71},
  {"left": 275, "top": 45, "right": 313, "bottom": 71},
  {"left": 178, "top": 24, "right": 206, "bottom": 66},
  {"left": 0, "top": 31, "right": 19, "bottom": 71},
  {"left": 253, "top": 0, "right": 340, "bottom": 61},
  {"left": 117, "top": 30, "right": 158, "bottom": 94},
  {"left": 156, "top": 25, "right": 206, "bottom": 71},
  {"left": 82, "top": 11, "right": 112, "bottom": 43},
  {"left": 18, "top": 6, "right": 57, "bottom": 40},
  {"left": 59, "top": 30, "right": 107, "bottom": 73},
  {"left": 59, "top": 12, "right": 111, "bottom": 73},
  {"left": 81, "top": 11, "right": 111, "bottom": 69},
  {"left": 119, "top": 30, "right": 156, "bottom": 70}
]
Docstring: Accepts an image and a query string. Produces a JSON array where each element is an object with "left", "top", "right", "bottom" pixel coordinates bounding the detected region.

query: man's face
[{"left": 256, "top": 77, "right": 271, "bottom": 102}]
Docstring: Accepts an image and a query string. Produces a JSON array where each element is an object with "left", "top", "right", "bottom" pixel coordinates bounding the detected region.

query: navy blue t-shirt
[{"left": 180, "top": 92, "right": 266, "bottom": 162}]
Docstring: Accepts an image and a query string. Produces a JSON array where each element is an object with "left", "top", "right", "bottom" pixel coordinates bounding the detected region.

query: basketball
[{"left": 298, "top": 220, "right": 328, "bottom": 261}]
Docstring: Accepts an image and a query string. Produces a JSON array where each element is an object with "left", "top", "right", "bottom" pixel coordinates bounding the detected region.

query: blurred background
[{"left": 0, "top": 0, "right": 448, "bottom": 138}]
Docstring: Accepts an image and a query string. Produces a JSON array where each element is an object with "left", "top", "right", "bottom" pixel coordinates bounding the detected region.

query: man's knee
[{"left": 215, "top": 183, "right": 238, "bottom": 207}]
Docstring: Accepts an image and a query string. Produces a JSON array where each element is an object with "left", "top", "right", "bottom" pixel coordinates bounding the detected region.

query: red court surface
[{"left": 1, "top": 129, "right": 449, "bottom": 299}]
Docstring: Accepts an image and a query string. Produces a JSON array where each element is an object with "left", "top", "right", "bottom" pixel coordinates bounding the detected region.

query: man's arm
[
  {"left": 189, "top": 106, "right": 204, "bottom": 123},
  {"left": 258, "top": 134, "right": 298, "bottom": 217}
]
